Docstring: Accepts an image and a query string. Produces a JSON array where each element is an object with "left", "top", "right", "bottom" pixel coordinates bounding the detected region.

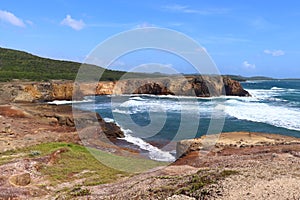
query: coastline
[{"left": 0, "top": 81, "right": 300, "bottom": 199}]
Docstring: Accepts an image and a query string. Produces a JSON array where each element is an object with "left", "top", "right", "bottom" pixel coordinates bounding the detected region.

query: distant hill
[
  {"left": 0, "top": 47, "right": 165, "bottom": 82},
  {"left": 184, "top": 74, "right": 275, "bottom": 82},
  {"left": 0, "top": 47, "right": 279, "bottom": 82},
  {"left": 224, "top": 75, "right": 275, "bottom": 82}
]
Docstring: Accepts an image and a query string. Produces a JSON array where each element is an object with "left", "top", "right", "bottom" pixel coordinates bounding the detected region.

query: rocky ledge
[
  {"left": 0, "top": 76, "right": 249, "bottom": 103},
  {"left": 176, "top": 132, "right": 300, "bottom": 158},
  {"left": 0, "top": 104, "right": 126, "bottom": 153}
]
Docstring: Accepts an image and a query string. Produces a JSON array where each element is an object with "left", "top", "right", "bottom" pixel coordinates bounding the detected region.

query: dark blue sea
[{"left": 72, "top": 79, "right": 300, "bottom": 161}]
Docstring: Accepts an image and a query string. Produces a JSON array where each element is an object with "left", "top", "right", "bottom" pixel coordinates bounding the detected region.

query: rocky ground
[
  {"left": 0, "top": 102, "right": 300, "bottom": 199},
  {"left": 81, "top": 134, "right": 300, "bottom": 200}
]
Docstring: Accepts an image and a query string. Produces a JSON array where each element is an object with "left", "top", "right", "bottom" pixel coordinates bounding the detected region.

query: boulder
[{"left": 9, "top": 173, "right": 31, "bottom": 186}]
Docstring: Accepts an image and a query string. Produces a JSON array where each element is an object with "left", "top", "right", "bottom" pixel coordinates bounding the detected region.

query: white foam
[
  {"left": 129, "top": 96, "right": 146, "bottom": 101},
  {"left": 247, "top": 89, "right": 283, "bottom": 101},
  {"left": 118, "top": 99, "right": 145, "bottom": 108},
  {"left": 115, "top": 97, "right": 211, "bottom": 114},
  {"left": 271, "top": 87, "right": 285, "bottom": 91},
  {"left": 120, "top": 128, "right": 175, "bottom": 162},
  {"left": 225, "top": 99, "right": 300, "bottom": 131},
  {"left": 48, "top": 99, "right": 93, "bottom": 105},
  {"left": 247, "top": 87, "right": 298, "bottom": 97},
  {"left": 245, "top": 80, "right": 268, "bottom": 83},
  {"left": 103, "top": 118, "right": 115, "bottom": 123},
  {"left": 112, "top": 108, "right": 134, "bottom": 115}
]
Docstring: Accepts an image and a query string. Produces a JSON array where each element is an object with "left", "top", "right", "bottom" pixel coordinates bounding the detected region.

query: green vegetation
[
  {"left": 224, "top": 74, "right": 275, "bottom": 81},
  {"left": 175, "top": 169, "right": 238, "bottom": 197},
  {"left": 1, "top": 47, "right": 281, "bottom": 82},
  {"left": 36, "top": 143, "right": 127, "bottom": 186},
  {"left": 68, "top": 186, "right": 91, "bottom": 197},
  {"left": 88, "top": 147, "right": 167, "bottom": 173},
  {"left": 29, "top": 150, "right": 41, "bottom": 157},
  {"left": 0, "top": 142, "right": 167, "bottom": 186},
  {"left": 0, "top": 47, "right": 80, "bottom": 81},
  {"left": 0, "top": 47, "right": 166, "bottom": 82},
  {"left": 148, "top": 169, "right": 239, "bottom": 199}
]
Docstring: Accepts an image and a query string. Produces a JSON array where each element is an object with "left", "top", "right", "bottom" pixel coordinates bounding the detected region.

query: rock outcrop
[
  {"left": 9, "top": 173, "right": 31, "bottom": 186},
  {"left": 0, "top": 76, "right": 249, "bottom": 103},
  {"left": 33, "top": 104, "right": 125, "bottom": 142},
  {"left": 176, "top": 132, "right": 300, "bottom": 158},
  {"left": 223, "top": 77, "right": 250, "bottom": 96}
]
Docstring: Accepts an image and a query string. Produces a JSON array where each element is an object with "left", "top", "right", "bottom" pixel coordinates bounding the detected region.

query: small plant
[
  {"left": 220, "top": 170, "right": 239, "bottom": 177},
  {"left": 69, "top": 186, "right": 91, "bottom": 197},
  {"left": 29, "top": 150, "right": 41, "bottom": 157},
  {"left": 157, "top": 175, "right": 180, "bottom": 179}
]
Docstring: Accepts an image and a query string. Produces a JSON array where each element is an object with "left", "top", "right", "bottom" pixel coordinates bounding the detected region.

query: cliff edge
[{"left": 0, "top": 76, "right": 250, "bottom": 103}]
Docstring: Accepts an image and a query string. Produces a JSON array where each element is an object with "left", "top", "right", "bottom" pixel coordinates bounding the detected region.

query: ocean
[{"left": 73, "top": 79, "right": 300, "bottom": 161}]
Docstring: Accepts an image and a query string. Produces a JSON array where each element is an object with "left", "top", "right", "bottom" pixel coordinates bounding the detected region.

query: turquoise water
[{"left": 74, "top": 80, "right": 300, "bottom": 161}]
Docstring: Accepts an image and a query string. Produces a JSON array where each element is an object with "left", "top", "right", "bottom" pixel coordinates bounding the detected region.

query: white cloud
[
  {"left": 162, "top": 4, "right": 229, "bottom": 15},
  {"left": 89, "top": 22, "right": 134, "bottom": 28},
  {"left": 135, "top": 22, "right": 157, "bottom": 28},
  {"left": 264, "top": 49, "right": 285, "bottom": 57},
  {"left": 203, "top": 36, "right": 251, "bottom": 44},
  {"left": 243, "top": 61, "right": 256, "bottom": 69},
  {"left": 168, "top": 22, "right": 184, "bottom": 27},
  {"left": 0, "top": 10, "right": 25, "bottom": 27},
  {"left": 25, "top": 20, "right": 34, "bottom": 26},
  {"left": 163, "top": 4, "right": 198, "bottom": 13},
  {"left": 131, "top": 63, "right": 176, "bottom": 74},
  {"left": 250, "top": 17, "right": 276, "bottom": 30},
  {"left": 61, "top": 15, "right": 85, "bottom": 30}
]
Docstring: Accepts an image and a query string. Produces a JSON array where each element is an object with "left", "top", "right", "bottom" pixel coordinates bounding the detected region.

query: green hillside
[
  {"left": 224, "top": 75, "right": 274, "bottom": 82},
  {"left": 0, "top": 47, "right": 164, "bottom": 82},
  {"left": 0, "top": 47, "right": 278, "bottom": 82}
]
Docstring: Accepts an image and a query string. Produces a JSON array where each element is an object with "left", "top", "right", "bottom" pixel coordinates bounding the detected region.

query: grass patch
[
  {"left": 220, "top": 170, "right": 239, "bottom": 177},
  {"left": 0, "top": 149, "right": 25, "bottom": 165},
  {"left": 175, "top": 169, "right": 239, "bottom": 198},
  {"left": 68, "top": 186, "right": 91, "bottom": 197},
  {"left": 88, "top": 147, "right": 168, "bottom": 173},
  {"left": 0, "top": 142, "right": 167, "bottom": 186}
]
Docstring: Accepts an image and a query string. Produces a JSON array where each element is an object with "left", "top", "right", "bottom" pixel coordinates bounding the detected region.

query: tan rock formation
[
  {"left": 176, "top": 132, "right": 300, "bottom": 158},
  {"left": 0, "top": 76, "right": 249, "bottom": 103}
]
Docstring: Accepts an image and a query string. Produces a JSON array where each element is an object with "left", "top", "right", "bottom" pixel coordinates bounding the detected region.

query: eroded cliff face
[
  {"left": 223, "top": 77, "right": 250, "bottom": 96},
  {"left": 0, "top": 76, "right": 250, "bottom": 103}
]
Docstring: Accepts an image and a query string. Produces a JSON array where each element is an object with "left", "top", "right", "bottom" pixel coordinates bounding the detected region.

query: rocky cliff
[{"left": 0, "top": 76, "right": 250, "bottom": 103}]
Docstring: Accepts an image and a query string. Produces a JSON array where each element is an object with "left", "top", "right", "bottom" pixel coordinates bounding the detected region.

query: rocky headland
[{"left": 0, "top": 76, "right": 249, "bottom": 103}]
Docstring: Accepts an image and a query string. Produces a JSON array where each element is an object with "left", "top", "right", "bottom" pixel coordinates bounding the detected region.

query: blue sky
[{"left": 1, "top": 0, "right": 300, "bottom": 78}]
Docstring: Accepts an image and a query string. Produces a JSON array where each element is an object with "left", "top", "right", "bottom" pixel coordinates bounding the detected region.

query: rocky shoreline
[{"left": 0, "top": 79, "right": 300, "bottom": 199}]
